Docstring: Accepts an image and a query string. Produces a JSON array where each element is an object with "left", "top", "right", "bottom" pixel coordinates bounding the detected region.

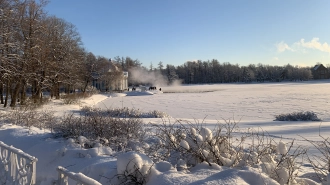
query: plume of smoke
[
  {"left": 129, "top": 67, "right": 168, "bottom": 86},
  {"left": 170, "top": 79, "right": 183, "bottom": 86}
]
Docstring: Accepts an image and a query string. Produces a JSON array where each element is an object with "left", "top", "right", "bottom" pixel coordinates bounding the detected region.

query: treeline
[
  {"left": 0, "top": 0, "right": 143, "bottom": 107},
  {"left": 158, "top": 60, "right": 313, "bottom": 85}
]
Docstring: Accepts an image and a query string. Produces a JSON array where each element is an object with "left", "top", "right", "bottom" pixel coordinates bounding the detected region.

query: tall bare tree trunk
[
  {"left": 0, "top": 83, "right": 3, "bottom": 104},
  {"left": 31, "top": 80, "right": 37, "bottom": 103},
  {"left": 10, "top": 82, "right": 21, "bottom": 107},
  {"left": 20, "top": 81, "right": 27, "bottom": 105},
  {"left": 56, "top": 82, "right": 60, "bottom": 99},
  {"left": 36, "top": 86, "right": 42, "bottom": 103},
  {"left": 4, "top": 80, "right": 9, "bottom": 107},
  {"left": 39, "top": 71, "right": 45, "bottom": 103},
  {"left": 50, "top": 89, "right": 54, "bottom": 99}
]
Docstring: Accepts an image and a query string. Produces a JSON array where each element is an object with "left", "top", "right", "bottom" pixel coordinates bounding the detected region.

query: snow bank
[
  {"left": 0, "top": 126, "right": 116, "bottom": 185},
  {"left": 41, "top": 93, "right": 110, "bottom": 117},
  {"left": 148, "top": 163, "right": 280, "bottom": 185}
]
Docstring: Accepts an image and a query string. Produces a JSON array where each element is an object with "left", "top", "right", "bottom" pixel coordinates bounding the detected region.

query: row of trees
[
  {"left": 0, "top": 0, "right": 86, "bottom": 107},
  {"left": 0, "top": 0, "right": 141, "bottom": 107},
  {"left": 150, "top": 60, "right": 313, "bottom": 85}
]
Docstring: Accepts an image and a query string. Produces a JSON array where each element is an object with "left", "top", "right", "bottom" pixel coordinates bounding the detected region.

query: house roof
[
  {"left": 314, "top": 65, "right": 320, "bottom": 70},
  {"left": 313, "top": 64, "right": 327, "bottom": 70},
  {"left": 108, "top": 61, "right": 120, "bottom": 72}
]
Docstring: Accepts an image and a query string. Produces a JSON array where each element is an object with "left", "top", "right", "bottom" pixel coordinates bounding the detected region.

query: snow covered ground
[
  {"left": 100, "top": 82, "right": 330, "bottom": 121},
  {"left": 98, "top": 82, "right": 330, "bottom": 153},
  {"left": 1, "top": 81, "right": 330, "bottom": 184}
]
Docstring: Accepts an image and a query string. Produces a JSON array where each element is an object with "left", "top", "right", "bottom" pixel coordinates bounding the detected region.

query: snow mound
[
  {"left": 148, "top": 164, "right": 279, "bottom": 185},
  {"left": 117, "top": 152, "right": 155, "bottom": 177},
  {"left": 155, "top": 161, "right": 174, "bottom": 172}
]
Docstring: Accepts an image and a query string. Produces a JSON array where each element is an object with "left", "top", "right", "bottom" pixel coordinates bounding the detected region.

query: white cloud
[
  {"left": 295, "top": 38, "right": 330, "bottom": 53},
  {"left": 272, "top": 57, "right": 279, "bottom": 61},
  {"left": 276, "top": 41, "right": 293, "bottom": 53},
  {"left": 276, "top": 38, "right": 330, "bottom": 54}
]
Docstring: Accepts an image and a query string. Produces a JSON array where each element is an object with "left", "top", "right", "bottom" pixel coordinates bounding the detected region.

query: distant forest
[
  {"left": 111, "top": 57, "right": 321, "bottom": 86},
  {"left": 151, "top": 60, "right": 315, "bottom": 85}
]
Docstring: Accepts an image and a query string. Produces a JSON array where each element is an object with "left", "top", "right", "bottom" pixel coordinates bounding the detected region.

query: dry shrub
[
  {"left": 4, "top": 107, "right": 56, "bottom": 129},
  {"left": 61, "top": 92, "right": 92, "bottom": 105},
  {"left": 81, "top": 106, "right": 170, "bottom": 118},
  {"left": 53, "top": 110, "right": 146, "bottom": 151},
  {"left": 19, "top": 97, "right": 51, "bottom": 110},
  {"left": 275, "top": 111, "right": 321, "bottom": 121},
  {"left": 304, "top": 133, "right": 330, "bottom": 183}
]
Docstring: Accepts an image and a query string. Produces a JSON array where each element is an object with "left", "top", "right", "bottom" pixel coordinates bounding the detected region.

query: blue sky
[{"left": 45, "top": 0, "right": 330, "bottom": 67}]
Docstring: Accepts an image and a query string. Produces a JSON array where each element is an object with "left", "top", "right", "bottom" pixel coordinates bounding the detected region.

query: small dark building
[{"left": 312, "top": 64, "right": 329, "bottom": 79}]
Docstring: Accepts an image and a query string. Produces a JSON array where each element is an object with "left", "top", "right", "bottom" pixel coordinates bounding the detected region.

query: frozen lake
[
  {"left": 96, "top": 81, "right": 330, "bottom": 154},
  {"left": 97, "top": 81, "right": 330, "bottom": 121}
]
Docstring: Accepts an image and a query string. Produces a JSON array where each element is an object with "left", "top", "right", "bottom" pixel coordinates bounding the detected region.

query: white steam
[{"left": 129, "top": 67, "right": 182, "bottom": 87}]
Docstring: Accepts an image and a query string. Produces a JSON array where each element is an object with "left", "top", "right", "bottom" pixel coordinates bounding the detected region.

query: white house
[
  {"left": 92, "top": 60, "right": 128, "bottom": 92},
  {"left": 111, "top": 71, "right": 128, "bottom": 91}
]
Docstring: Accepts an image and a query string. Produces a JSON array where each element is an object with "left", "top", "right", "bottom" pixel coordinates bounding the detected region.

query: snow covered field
[
  {"left": 1, "top": 81, "right": 330, "bottom": 184},
  {"left": 99, "top": 81, "right": 330, "bottom": 149},
  {"left": 100, "top": 82, "right": 330, "bottom": 121}
]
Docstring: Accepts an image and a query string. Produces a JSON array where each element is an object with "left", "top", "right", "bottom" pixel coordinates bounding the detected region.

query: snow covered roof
[
  {"left": 108, "top": 61, "right": 122, "bottom": 73},
  {"left": 313, "top": 64, "right": 327, "bottom": 70},
  {"left": 314, "top": 65, "right": 320, "bottom": 70}
]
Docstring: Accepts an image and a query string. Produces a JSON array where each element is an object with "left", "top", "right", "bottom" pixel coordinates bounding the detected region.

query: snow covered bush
[
  {"left": 147, "top": 119, "right": 238, "bottom": 167},
  {"left": 20, "top": 96, "right": 51, "bottom": 109},
  {"left": 61, "top": 93, "right": 91, "bottom": 105},
  {"left": 4, "top": 107, "right": 56, "bottom": 129},
  {"left": 274, "top": 111, "right": 321, "bottom": 121},
  {"left": 81, "top": 106, "right": 170, "bottom": 118},
  {"left": 147, "top": 119, "right": 306, "bottom": 184},
  {"left": 114, "top": 152, "right": 156, "bottom": 184},
  {"left": 305, "top": 134, "right": 330, "bottom": 183},
  {"left": 85, "top": 85, "right": 100, "bottom": 94},
  {"left": 260, "top": 140, "right": 306, "bottom": 184},
  {"left": 53, "top": 112, "right": 146, "bottom": 151}
]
